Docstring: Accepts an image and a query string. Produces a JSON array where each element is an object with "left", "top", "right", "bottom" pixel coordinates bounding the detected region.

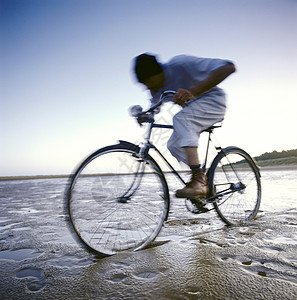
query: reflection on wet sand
[{"left": 0, "top": 169, "right": 296, "bottom": 298}]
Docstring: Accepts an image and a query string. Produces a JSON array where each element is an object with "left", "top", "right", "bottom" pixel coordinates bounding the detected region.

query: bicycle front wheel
[
  {"left": 208, "top": 146, "right": 261, "bottom": 225},
  {"left": 66, "top": 143, "right": 169, "bottom": 256}
]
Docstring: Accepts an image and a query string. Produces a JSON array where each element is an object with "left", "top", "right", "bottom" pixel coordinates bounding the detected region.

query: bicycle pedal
[
  {"left": 188, "top": 196, "right": 206, "bottom": 205},
  {"left": 193, "top": 206, "right": 209, "bottom": 214},
  {"left": 185, "top": 198, "right": 209, "bottom": 214}
]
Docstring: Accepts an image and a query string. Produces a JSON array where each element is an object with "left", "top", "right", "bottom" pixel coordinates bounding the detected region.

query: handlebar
[
  {"left": 144, "top": 90, "right": 176, "bottom": 114},
  {"left": 129, "top": 90, "right": 176, "bottom": 118}
]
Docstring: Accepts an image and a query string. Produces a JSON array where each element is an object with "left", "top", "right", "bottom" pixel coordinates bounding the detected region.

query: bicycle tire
[
  {"left": 66, "top": 142, "right": 170, "bottom": 256},
  {"left": 208, "top": 146, "right": 261, "bottom": 225}
]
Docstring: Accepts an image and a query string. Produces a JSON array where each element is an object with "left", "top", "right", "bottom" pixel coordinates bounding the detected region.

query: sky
[{"left": 1, "top": 0, "right": 297, "bottom": 176}]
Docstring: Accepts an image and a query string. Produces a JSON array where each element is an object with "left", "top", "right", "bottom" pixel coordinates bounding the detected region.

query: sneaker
[{"left": 175, "top": 170, "right": 208, "bottom": 198}]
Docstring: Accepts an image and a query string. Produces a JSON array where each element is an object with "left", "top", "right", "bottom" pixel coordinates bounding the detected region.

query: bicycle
[{"left": 66, "top": 91, "right": 261, "bottom": 256}]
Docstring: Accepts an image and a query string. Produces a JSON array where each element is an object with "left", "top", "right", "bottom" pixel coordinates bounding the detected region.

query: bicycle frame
[
  {"left": 134, "top": 98, "right": 223, "bottom": 190},
  {"left": 127, "top": 90, "right": 259, "bottom": 208},
  {"left": 136, "top": 123, "right": 254, "bottom": 207}
]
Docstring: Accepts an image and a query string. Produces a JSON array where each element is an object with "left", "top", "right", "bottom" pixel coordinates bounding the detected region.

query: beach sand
[{"left": 0, "top": 171, "right": 297, "bottom": 299}]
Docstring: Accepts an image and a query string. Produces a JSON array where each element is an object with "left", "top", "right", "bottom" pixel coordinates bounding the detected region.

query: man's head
[{"left": 134, "top": 53, "right": 165, "bottom": 92}]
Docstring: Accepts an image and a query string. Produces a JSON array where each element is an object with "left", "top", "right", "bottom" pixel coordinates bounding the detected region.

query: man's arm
[{"left": 174, "top": 63, "right": 236, "bottom": 106}]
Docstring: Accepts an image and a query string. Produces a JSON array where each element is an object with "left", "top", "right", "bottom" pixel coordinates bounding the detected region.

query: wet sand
[{"left": 0, "top": 170, "right": 297, "bottom": 299}]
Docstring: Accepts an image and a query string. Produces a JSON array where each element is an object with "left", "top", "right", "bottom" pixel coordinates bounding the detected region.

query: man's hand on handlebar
[{"left": 173, "top": 88, "right": 195, "bottom": 106}]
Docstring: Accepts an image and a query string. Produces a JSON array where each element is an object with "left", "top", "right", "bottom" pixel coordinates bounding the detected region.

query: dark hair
[{"left": 134, "top": 53, "right": 163, "bottom": 83}]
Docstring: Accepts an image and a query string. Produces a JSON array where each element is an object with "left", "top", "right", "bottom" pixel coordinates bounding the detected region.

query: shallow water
[{"left": 0, "top": 169, "right": 296, "bottom": 299}]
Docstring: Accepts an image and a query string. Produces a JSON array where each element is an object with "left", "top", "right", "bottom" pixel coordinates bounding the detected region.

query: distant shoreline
[
  {"left": 258, "top": 164, "right": 297, "bottom": 171},
  {"left": 0, "top": 164, "right": 296, "bottom": 181},
  {"left": 0, "top": 174, "right": 70, "bottom": 181}
]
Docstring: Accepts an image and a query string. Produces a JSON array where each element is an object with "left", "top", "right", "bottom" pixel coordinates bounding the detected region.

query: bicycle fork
[{"left": 116, "top": 156, "right": 146, "bottom": 203}]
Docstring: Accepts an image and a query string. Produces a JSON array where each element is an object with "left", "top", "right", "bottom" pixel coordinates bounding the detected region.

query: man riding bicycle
[{"left": 133, "top": 53, "right": 236, "bottom": 198}]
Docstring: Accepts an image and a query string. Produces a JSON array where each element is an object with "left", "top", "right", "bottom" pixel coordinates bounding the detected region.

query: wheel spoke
[
  {"left": 67, "top": 145, "right": 169, "bottom": 255},
  {"left": 208, "top": 147, "right": 261, "bottom": 225}
]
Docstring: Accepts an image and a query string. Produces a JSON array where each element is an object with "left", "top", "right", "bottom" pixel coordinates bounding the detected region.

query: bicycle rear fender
[{"left": 218, "top": 146, "right": 261, "bottom": 177}]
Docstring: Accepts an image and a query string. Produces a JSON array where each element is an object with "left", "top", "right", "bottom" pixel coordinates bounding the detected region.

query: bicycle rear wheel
[
  {"left": 66, "top": 143, "right": 169, "bottom": 256},
  {"left": 208, "top": 146, "right": 261, "bottom": 225}
]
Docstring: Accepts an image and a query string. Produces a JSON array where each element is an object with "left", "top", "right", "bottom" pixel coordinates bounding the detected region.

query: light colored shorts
[{"left": 167, "top": 94, "right": 226, "bottom": 164}]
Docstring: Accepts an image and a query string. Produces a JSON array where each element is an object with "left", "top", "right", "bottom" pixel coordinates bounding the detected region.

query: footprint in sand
[
  {"left": 134, "top": 271, "right": 160, "bottom": 279},
  {"left": 16, "top": 267, "right": 46, "bottom": 292}
]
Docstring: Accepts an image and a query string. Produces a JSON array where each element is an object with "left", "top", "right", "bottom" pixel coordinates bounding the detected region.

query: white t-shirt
[{"left": 151, "top": 55, "right": 232, "bottom": 106}]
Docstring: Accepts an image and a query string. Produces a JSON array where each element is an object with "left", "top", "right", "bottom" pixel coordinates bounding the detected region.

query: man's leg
[
  {"left": 170, "top": 99, "right": 225, "bottom": 198},
  {"left": 184, "top": 147, "right": 199, "bottom": 166},
  {"left": 175, "top": 146, "right": 208, "bottom": 198}
]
